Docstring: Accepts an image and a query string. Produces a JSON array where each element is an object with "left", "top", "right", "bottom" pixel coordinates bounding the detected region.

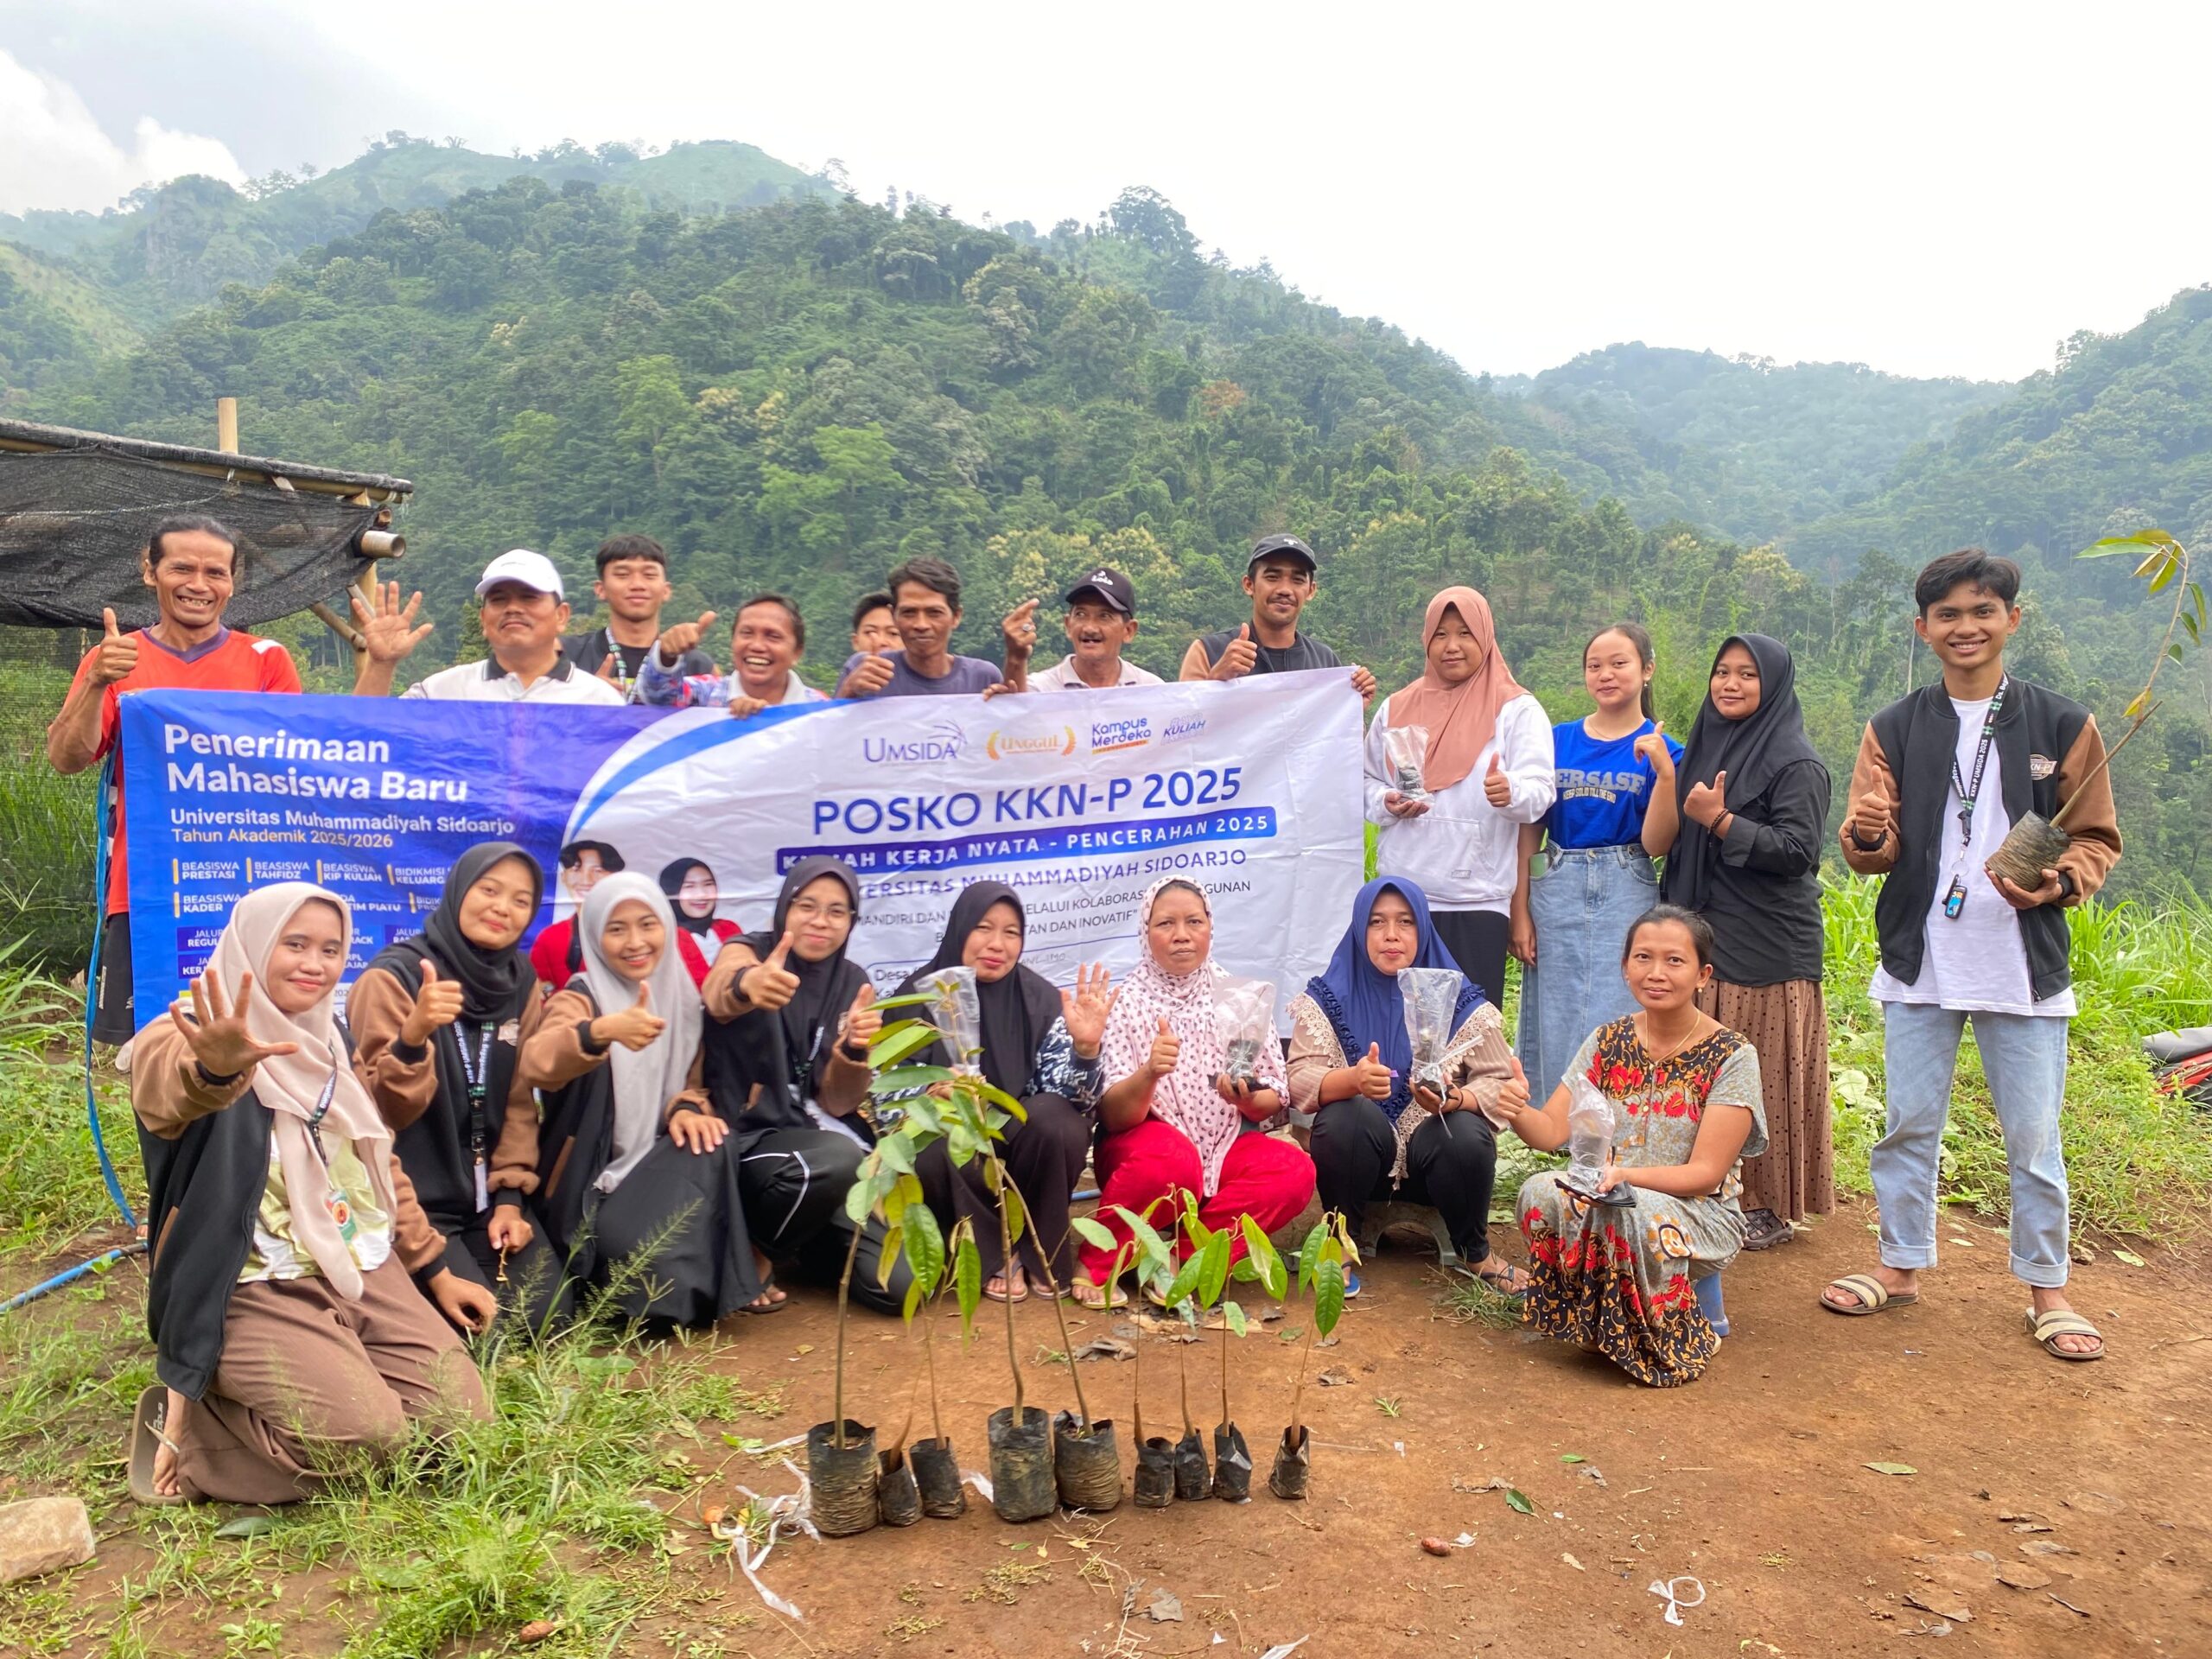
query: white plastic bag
[
  {"left": 1382, "top": 723, "right": 1431, "bottom": 802},
  {"left": 1398, "top": 966, "right": 1464, "bottom": 1097},
  {"left": 923, "top": 966, "right": 982, "bottom": 1076},
  {"left": 1212, "top": 976, "right": 1278, "bottom": 1089}
]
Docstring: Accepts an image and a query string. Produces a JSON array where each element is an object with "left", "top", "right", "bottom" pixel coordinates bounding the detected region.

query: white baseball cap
[{"left": 474, "top": 548, "right": 564, "bottom": 601}]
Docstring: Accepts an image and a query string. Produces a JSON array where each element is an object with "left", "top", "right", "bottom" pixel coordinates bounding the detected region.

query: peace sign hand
[
  {"left": 1060, "top": 963, "right": 1117, "bottom": 1058},
  {"left": 168, "top": 969, "right": 299, "bottom": 1078},
  {"left": 349, "top": 582, "right": 433, "bottom": 666}
]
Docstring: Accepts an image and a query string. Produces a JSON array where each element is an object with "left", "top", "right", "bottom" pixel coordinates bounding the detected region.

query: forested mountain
[
  {"left": 1505, "top": 343, "right": 2008, "bottom": 545},
  {"left": 5, "top": 152, "right": 2208, "bottom": 891}
]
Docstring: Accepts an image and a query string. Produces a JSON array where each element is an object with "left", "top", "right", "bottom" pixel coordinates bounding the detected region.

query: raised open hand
[
  {"left": 91, "top": 607, "right": 140, "bottom": 685},
  {"left": 350, "top": 582, "right": 433, "bottom": 666},
  {"left": 398, "top": 958, "right": 465, "bottom": 1046},
  {"left": 741, "top": 931, "right": 801, "bottom": 1010},
  {"left": 168, "top": 968, "right": 299, "bottom": 1078},
  {"left": 1059, "top": 963, "right": 1116, "bottom": 1058}
]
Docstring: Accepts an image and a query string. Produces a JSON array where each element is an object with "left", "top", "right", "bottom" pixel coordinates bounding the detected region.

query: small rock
[
  {"left": 1994, "top": 1563, "right": 2053, "bottom": 1591},
  {"left": 1421, "top": 1537, "right": 1452, "bottom": 1557},
  {"left": 2064, "top": 1491, "right": 2126, "bottom": 1516},
  {"left": 0, "top": 1497, "right": 96, "bottom": 1586},
  {"left": 2020, "top": 1541, "right": 2075, "bottom": 1559}
]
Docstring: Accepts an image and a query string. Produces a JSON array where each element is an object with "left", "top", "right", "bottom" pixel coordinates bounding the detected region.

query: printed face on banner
[{"left": 119, "top": 674, "right": 1363, "bottom": 1017}]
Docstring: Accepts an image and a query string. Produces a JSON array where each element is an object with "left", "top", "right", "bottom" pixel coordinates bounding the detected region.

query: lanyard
[
  {"left": 299, "top": 1046, "right": 362, "bottom": 1243},
  {"left": 1948, "top": 677, "right": 2007, "bottom": 850},
  {"left": 454, "top": 1020, "right": 497, "bottom": 1210},
  {"left": 601, "top": 630, "right": 639, "bottom": 696}
]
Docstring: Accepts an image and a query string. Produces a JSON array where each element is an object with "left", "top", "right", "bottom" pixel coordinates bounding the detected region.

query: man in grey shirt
[{"left": 835, "top": 556, "right": 1033, "bottom": 698}]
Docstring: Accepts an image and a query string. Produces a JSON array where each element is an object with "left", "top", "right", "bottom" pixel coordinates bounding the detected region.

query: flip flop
[
  {"left": 1818, "top": 1273, "right": 1919, "bottom": 1317},
  {"left": 2025, "top": 1307, "right": 2106, "bottom": 1363},
  {"left": 128, "top": 1385, "right": 185, "bottom": 1506},
  {"left": 739, "top": 1281, "right": 789, "bottom": 1315},
  {"left": 1071, "top": 1278, "right": 1128, "bottom": 1311},
  {"left": 1474, "top": 1260, "right": 1532, "bottom": 1300},
  {"left": 983, "top": 1271, "right": 1031, "bottom": 1306}
]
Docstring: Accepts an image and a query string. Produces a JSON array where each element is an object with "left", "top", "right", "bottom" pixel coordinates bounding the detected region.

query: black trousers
[
  {"left": 433, "top": 1203, "right": 573, "bottom": 1332},
  {"left": 1308, "top": 1097, "right": 1499, "bottom": 1262},
  {"left": 916, "top": 1093, "right": 1090, "bottom": 1283},
  {"left": 744, "top": 1125, "right": 914, "bottom": 1316},
  {"left": 1432, "top": 907, "right": 1511, "bottom": 1009}
]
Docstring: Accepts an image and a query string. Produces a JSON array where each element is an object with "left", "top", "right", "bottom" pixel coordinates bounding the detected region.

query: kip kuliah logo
[
  {"left": 984, "top": 724, "right": 1077, "bottom": 761},
  {"left": 861, "top": 720, "right": 968, "bottom": 766}
]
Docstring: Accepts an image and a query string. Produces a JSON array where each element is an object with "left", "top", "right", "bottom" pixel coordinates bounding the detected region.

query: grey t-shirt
[
  {"left": 1194, "top": 628, "right": 1343, "bottom": 675},
  {"left": 838, "top": 650, "right": 1003, "bottom": 697}
]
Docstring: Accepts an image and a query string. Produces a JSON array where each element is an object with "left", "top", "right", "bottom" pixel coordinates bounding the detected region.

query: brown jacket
[
  {"left": 520, "top": 982, "right": 706, "bottom": 1118},
  {"left": 700, "top": 938, "right": 872, "bottom": 1116}
]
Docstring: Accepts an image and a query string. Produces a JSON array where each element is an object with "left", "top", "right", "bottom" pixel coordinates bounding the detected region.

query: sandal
[
  {"left": 740, "top": 1281, "right": 789, "bottom": 1315},
  {"left": 1474, "top": 1258, "right": 1531, "bottom": 1299},
  {"left": 128, "top": 1385, "right": 185, "bottom": 1506},
  {"left": 1071, "top": 1277, "right": 1127, "bottom": 1311},
  {"left": 1740, "top": 1208, "right": 1796, "bottom": 1251},
  {"left": 2025, "top": 1306, "right": 2106, "bottom": 1363},
  {"left": 983, "top": 1269, "right": 1030, "bottom": 1306},
  {"left": 1818, "top": 1273, "right": 1919, "bottom": 1317}
]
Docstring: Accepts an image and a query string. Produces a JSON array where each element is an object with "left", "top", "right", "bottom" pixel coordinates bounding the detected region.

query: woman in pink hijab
[
  {"left": 1071, "top": 878, "right": 1316, "bottom": 1306},
  {"left": 1363, "top": 585, "right": 1554, "bottom": 1010}
]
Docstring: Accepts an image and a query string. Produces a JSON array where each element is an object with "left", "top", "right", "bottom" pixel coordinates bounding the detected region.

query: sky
[{"left": 3, "top": 0, "right": 2208, "bottom": 385}]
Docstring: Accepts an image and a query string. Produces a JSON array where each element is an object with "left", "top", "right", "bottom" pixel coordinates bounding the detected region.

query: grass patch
[
  {"left": 0, "top": 955, "right": 141, "bottom": 1257},
  {"left": 1432, "top": 1268, "right": 1526, "bottom": 1332},
  {"left": 0, "top": 660, "right": 99, "bottom": 976}
]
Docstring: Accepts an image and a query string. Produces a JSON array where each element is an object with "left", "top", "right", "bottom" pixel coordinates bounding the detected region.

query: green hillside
[{"left": 1510, "top": 343, "right": 2009, "bottom": 547}]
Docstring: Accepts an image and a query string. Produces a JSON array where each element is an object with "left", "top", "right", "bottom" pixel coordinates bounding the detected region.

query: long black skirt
[{"left": 586, "top": 1135, "right": 763, "bottom": 1327}]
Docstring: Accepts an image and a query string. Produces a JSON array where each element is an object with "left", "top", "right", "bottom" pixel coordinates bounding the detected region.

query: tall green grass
[
  {"left": 0, "top": 661, "right": 99, "bottom": 975},
  {"left": 0, "top": 950, "right": 140, "bottom": 1255},
  {"left": 1824, "top": 877, "right": 2212, "bottom": 1240}
]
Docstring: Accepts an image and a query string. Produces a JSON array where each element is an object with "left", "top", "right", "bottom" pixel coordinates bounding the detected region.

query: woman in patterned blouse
[{"left": 1492, "top": 904, "right": 1767, "bottom": 1386}]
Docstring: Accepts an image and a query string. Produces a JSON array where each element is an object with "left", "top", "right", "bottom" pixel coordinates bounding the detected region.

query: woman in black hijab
[
  {"left": 1656, "top": 634, "right": 1833, "bottom": 1250},
  {"left": 353, "top": 841, "right": 569, "bottom": 1327},
  {"left": 658, "top": 857, "right": 741, "bottom": 988},
  {"left": 898, "top": 882, "right": 1116, "bottom": 1303},
  {"left": 698, "top": 855, "right": 913, "bottom": 1313}
]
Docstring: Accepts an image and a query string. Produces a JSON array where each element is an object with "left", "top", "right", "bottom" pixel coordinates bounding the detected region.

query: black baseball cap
[
  {"left": 1065, "top": 566, "right": 1135, "bottom": 617},
  {"left": 1248, "top": 533, "right": 1318, "bottom": 573}
]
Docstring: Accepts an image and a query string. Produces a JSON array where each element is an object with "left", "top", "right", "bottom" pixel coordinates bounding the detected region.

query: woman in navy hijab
[{"left": 1286, "top": 875, "right": 1531, "bottom": 1295}]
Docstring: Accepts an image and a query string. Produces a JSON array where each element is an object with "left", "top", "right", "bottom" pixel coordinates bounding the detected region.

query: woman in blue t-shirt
[{"left": 1510, "top": 623, "right": 1683, "bottom": 1097}]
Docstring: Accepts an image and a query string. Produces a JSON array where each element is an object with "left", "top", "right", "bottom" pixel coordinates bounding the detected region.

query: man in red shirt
[{"left": 48, "top": 516, "right": 304, "bottom": 1043}]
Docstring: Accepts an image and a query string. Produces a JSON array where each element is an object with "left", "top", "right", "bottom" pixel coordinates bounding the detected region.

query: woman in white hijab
[
  {"left": 521, "top": 871, "right": 763, "bottom": 1325},
  {"left": 128, "top": 883, "right": 492, "bottom": 1507}
]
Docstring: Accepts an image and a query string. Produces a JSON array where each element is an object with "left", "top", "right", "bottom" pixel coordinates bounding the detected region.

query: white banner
[{"left": 563, "top": 669, "right": 1366, "bottom": 1001}]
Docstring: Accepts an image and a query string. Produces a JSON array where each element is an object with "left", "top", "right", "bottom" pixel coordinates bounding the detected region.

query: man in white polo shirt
[
  {"left": 356, "top": 550, "right": 627, "bottom": 705},
  {"left": 1025, "top": 568, "right": 1163, "bottom": 690}
]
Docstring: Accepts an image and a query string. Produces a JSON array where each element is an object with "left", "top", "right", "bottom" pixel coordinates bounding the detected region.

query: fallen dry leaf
[
  {"left": 1421, "top": 1537, "right": 1452, "bottom": 1557},
  {"left": 794, "top": 1344, "right": 815, "bottom": 1357},
  {"left": 1144, "top": 1589, "right": 1184, "bottom": 1622},
  {"left": 1072, "top": 1338, "right": 1136, "bottom": 1363},
  {"left": 2111, "top": 1249, "right": 2146, "bottom": 1268},
  {"left": 1317, "top": 1366, "right": 1355, "bottom": 1387},
  {"left": 517, "top": 1620, "right": 561, "bottom": 1645},
  {"left": 1561, "top": 1553, "right": 1585, "bottom": 1572}
]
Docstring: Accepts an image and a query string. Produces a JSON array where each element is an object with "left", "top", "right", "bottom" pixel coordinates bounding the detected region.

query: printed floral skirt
[{"left": 1517, "top": 1174, "right": 1732, "bottom": 1388}]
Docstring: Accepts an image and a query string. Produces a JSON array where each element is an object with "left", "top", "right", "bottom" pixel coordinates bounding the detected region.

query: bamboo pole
[{"left": 215, "top": 397, "right": 238, "bottom": 454}]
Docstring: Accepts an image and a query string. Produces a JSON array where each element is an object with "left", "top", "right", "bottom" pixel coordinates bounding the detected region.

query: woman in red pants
[{"left": 1072, "top": 878, "right": 1317, "bottom": 1306}]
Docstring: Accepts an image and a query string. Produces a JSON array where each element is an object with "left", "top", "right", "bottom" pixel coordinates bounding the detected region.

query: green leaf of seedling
[
  {"left": 1222, "top": 1299, "right": 1247, "bottom": 1338},
  {"left": 977, "top": 1082, "right": 1028, "bottom": 1122},
  {"left": 2150, "top": 554, "right": 2180, "bottom": 594},
  {"left": 1197, "top": 1229, "right": 1231, "bottom": 1309},
  {"left": 1070, "top": 1215, "right": 1117, "bottom": 1251},
  {"left": 904, "top": 1201, "right": 944, "bottom": 1297},
  {"left": 901, "top": 1274, "right": 926, "bottom": 1323},
  {"left": 954, "top": 1234, "right": 982, "bottom": 1338},
  {"left": 1296, "top": 1218, "right": 1326, "bottom": 1293},
  {"left": 1504, "top": 1487, "right": 1535, "bottom": 1515},
  {"left": 868, "top": 1022, "right": 944, "bottom": 1070},
  {"left": 874, "top": 1134, "right": 915, "bottom": 1175},
  {"left": 1113, "top": 1204, "right": 1173, "bottom": 1268},
  {"left": 1164, "top": 1252, "right": 1205, "bottom": 1311},
  {"left": 1241, "top": 1217, "right": 1288, "bottom": 1300},
  {"left": 876, "top": 1216, "right": 905, "bottom": 1290},
  {"left": 1001, "top": 1179, "right": 1027, "bottom": 1249},
  {"left": 868, "top": 992, "right": 938, "bottom": 1012},
  {"left": 1332, "top": 1211, "right": 1362, "bottom": 1267},
  {"left": 843, "top": 1173, "right": 880, "bottom": 1226},
  {"left": 1313, "top": 1256, "right": 1344, "bottom": 1339}
]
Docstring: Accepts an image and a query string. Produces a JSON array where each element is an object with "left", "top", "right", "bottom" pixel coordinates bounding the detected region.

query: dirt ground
[{"left": 11, "top": 1194, "right": 2212, "bottom": 1657}]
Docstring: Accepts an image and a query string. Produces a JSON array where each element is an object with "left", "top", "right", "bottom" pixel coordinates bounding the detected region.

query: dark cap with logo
[
  {"left": 1248, "top": 533, "right": 1318, "bottom": 574},
  {"left": 1065, "top": 566, "right": 1136, "bottom": 616}
]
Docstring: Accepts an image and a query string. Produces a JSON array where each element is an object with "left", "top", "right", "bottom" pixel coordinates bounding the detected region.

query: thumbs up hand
[
  {"left": 1214, "top": 623, "right": 1259, "bottom": 681},
  {"left": 1632, "top": 717, "right": 1673, "bottom": 774},
  {"left": 1352, "top": 1040, "right": 1395, "bottom": 1100},
  {"left": 1146, "top": 1015, "right": 1181, "bottom": 1078},
  {"left": 399, "top": 958, "right": 466, "bottom": 1045},
  {"left": 658, "top": 610, "right": 718, "bottom": 664},
  {"left": 92, "top": 607, "right": 140, "bottom": 684},
  {"left": 741, "top": 932, "right": 803, "bottom": 1010},
  {"left": 595, "top": 982, "right": 668, "bottom": 1052},
  {"left": 839, "top": 981, "right": 881, "bottom": 1052},
  {"left": 1491, "top": 1055, "right": 1531, "bottom": 1127},
  {"left": 1684, "top": 767, "right": 1729, "bottom": 830},
  {"left": 1483, "top": 751, "right": 1512, "bottom": 809}
]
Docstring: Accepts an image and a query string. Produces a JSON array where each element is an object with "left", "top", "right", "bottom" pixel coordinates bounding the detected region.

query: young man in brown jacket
[{"left": 1818, "top": 550, "right": 2120, "bottom": 1360}]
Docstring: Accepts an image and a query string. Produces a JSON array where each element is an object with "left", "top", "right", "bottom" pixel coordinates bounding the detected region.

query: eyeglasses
[{"left": 790, "top": 897, "right": 853, "bottom": 924}]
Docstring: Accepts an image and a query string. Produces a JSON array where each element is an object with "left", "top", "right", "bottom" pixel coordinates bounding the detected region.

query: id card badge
[
  {"left": 324, "top": 1186, "right": 360, "bottom": 1244},
  {"left": 1942, "top": 874, "right": 1968, "bottom": 920},
  {"left": 474, "top": 1159, "right": 490, "bottom": 1211}
]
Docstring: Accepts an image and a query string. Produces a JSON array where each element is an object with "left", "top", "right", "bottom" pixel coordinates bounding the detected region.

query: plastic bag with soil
[
  {"left": 1135, "top": 1436, "right": 1177, "bottom": 1508},
  {"left": 910, "top": 1436, "right": 967, "bottom": 1518},
  {"left": 1986, "top": 811, "right": 2072, "bottom": 892},
  {"left": 878, "top": 1445, "right": 923, "bottom": 1526},
  {"left": 1268, "top": 1425, "right": 1311, "bottom": 1499},
  {"left": 1212, "top": 1422, "right": 1253, "bottom": 1502},
  {"left": 1052, "top": 1412, "right": 1122, "bottom": 1511},
  {"left": 806, "top": 1420, "right": 879, "bottom": 1537},
  {"left": 1173, "top": 1427, "right": 1211, "bottom": 1500},
  {"left": 987, "top": 1405, "right": 1056, "bottom": 1522}
]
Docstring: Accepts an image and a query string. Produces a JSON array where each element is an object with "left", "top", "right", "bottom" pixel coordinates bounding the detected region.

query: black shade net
[{"left": 0, "top": 442, "right": 405, "bottom": 631}]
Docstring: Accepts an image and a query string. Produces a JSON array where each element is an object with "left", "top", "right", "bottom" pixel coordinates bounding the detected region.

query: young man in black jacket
[{"left": 1821, "top": 550, "right": 2120, "bottom": 1361}]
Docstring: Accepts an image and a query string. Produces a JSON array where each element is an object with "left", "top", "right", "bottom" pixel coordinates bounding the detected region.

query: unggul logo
[
  {"left": 985, "top": 725, "right": 1077, "bottom": 760},
  {"left": 861, "top": 721, "right": 967, "bottom": 766}
]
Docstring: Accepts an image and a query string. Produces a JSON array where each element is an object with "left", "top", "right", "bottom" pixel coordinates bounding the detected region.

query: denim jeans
[
  {"left": 1872, "top": 1001, "right": 2071, "bottom": 1287},
  {"left": 1515, "top": 844, "right": 1660, "bottom": 1098}
]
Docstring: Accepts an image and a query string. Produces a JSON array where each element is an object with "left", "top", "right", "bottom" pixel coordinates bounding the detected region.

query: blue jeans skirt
[{"left": 1515, "top": 843, "right": 1660, "bottom": 1098}]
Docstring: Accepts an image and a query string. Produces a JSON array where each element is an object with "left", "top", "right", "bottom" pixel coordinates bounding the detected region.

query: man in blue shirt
[{"left": 835, "top": 556, "right": 1033, "bottom": 699}]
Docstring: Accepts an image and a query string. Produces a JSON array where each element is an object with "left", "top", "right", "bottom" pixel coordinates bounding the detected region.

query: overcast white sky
[{"left": 3, "top": 1, "right": 2207, "bottom": 384}]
